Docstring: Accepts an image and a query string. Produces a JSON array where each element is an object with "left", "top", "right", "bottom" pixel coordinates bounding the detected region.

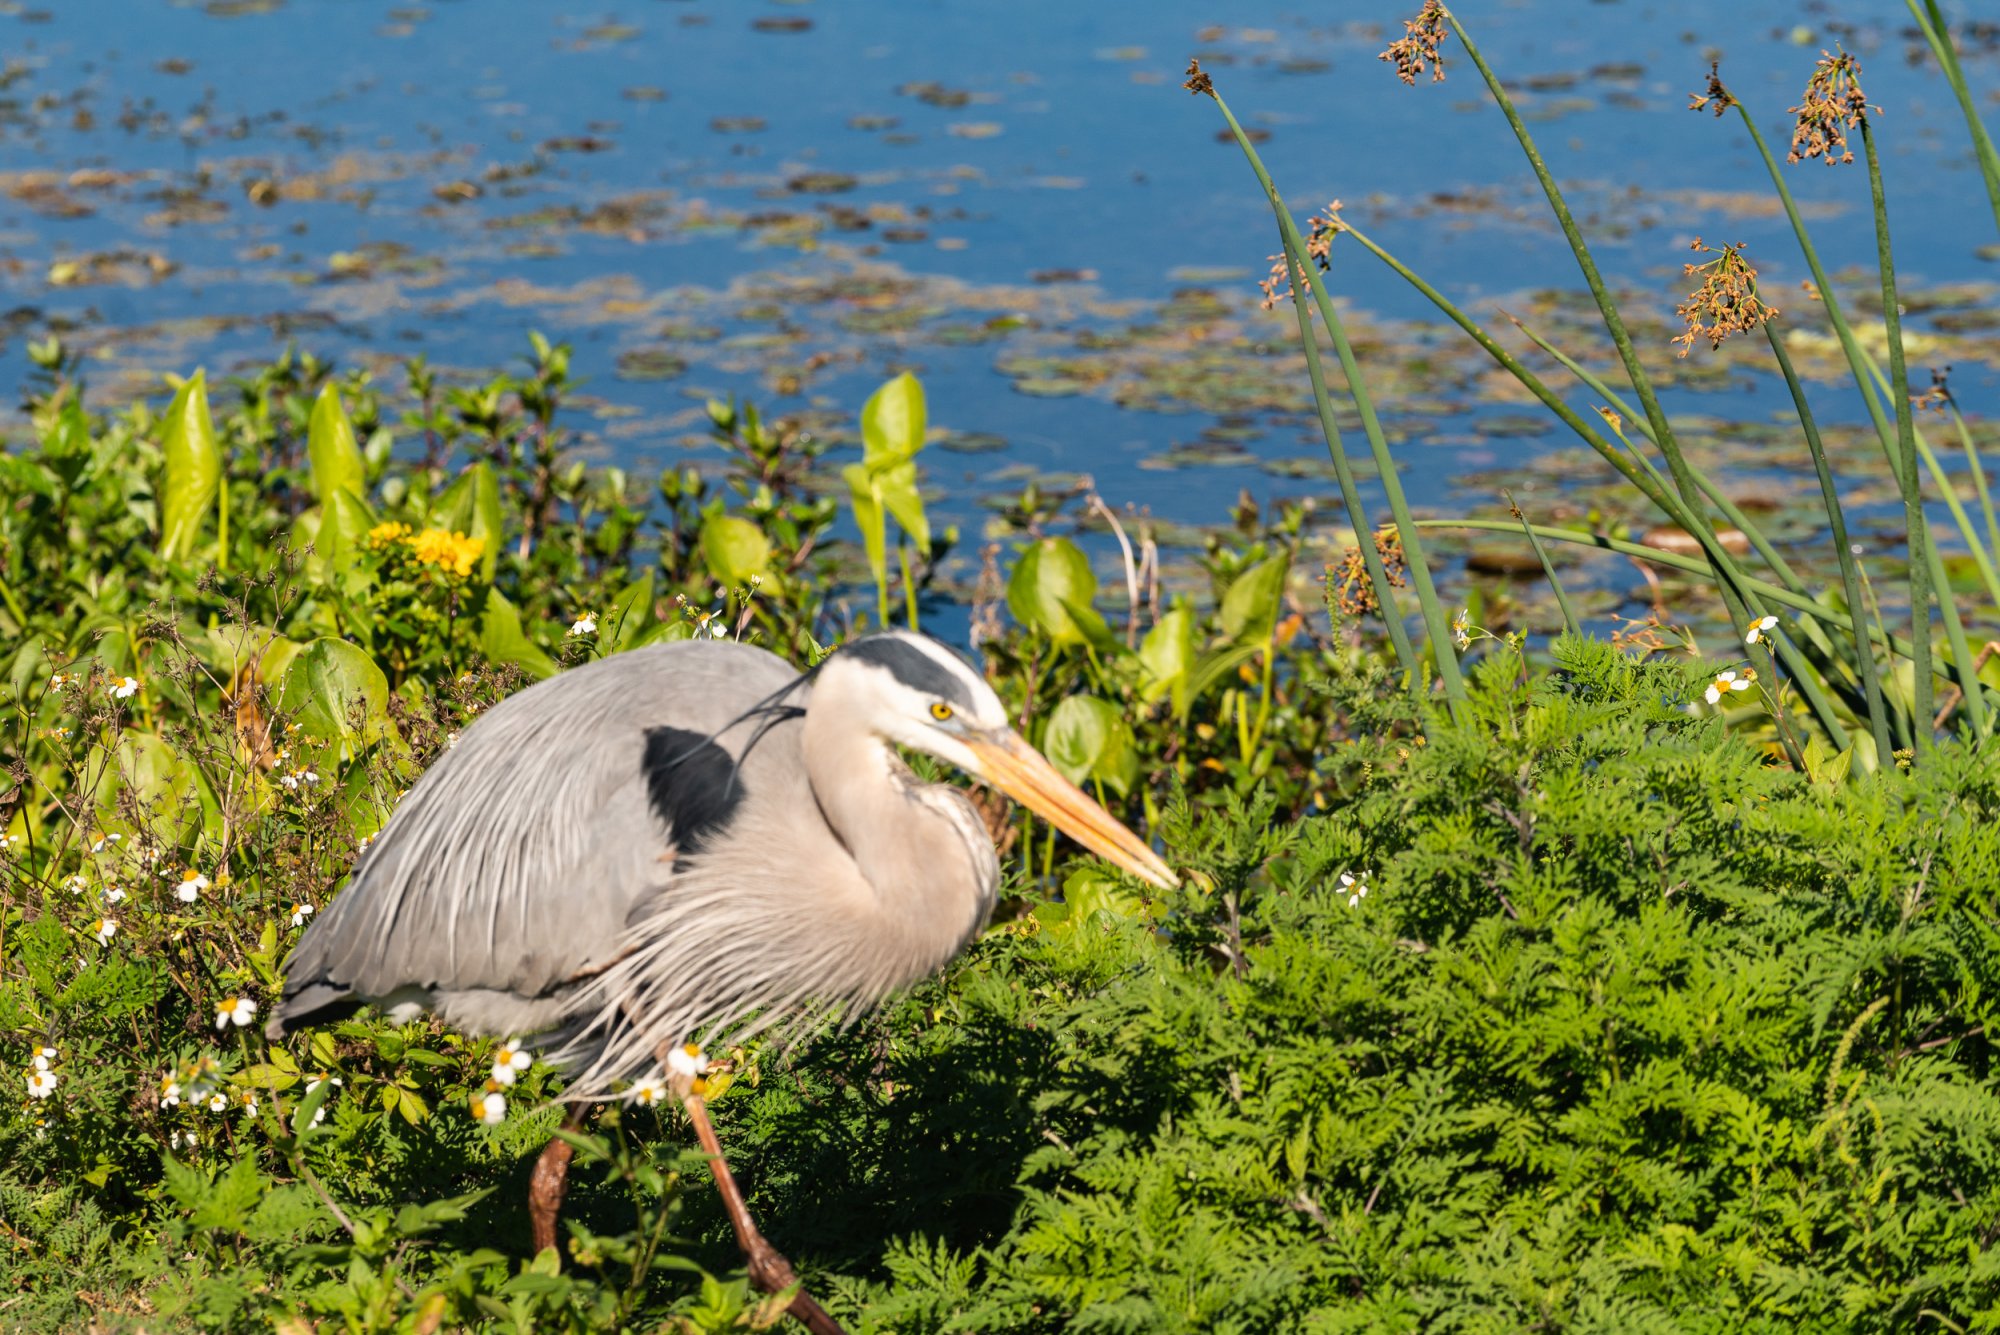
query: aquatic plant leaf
[
  {"left": 874, "top": 458, "right": 930, "bottom": 552},
  {"left": 1138, "top": 603, "right": 1196, "bottom": 716},
  {"left": 1042, "top": 693, "right": 1138, "bottom": 797},
  {"left": 158, "top": 370, "right": 218, "bottom": 562},
  {"left": 306, "top": 383, "right": 365, "bottom": 508},
  {"left": 700, "top": 513, "right": 773, "bottom": 587},
  {"left": 432, "top": 462, "right": 504, "bottom": 581},
  {"left": 1009, "top": 537, "right": 1108, "bottom": 647},
  {"left": 861, "top": 371, "right": 927, "bottom": 467},
  {"left": 843, "top": 462, "right": 889, "bottom": 587},
  {"left": 276, "top": 638, "right": 392, "bottom": 744},
  {"left": 1220, "top": 553, "right": 1291, "bottom": 646},
  {"left": 604, "top": 569, "right": 657, "bottom": 652},
  {"left": 477, "top": 590, "right": 557, "bottom": 680}
]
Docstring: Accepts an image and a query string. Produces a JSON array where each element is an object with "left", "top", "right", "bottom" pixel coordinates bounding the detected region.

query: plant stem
[
  {"left": 1947, "top": 400, "right": 2000, "bottom": 562},
  {"left": 1204, "top": 87, "right": 1452, "bottom": 714},
  {"left": 1860, "top": 115, "right": 1936, "bottom": 737},
  {"left": 1764, "top": 322, "right": 1893, "bottom": 759},
  {"left": 1503, "top": 489, "right": 1579, "bottom": 639},
  {"left": 1909, "top": 0, "right": 2000, "bottom": 239}
]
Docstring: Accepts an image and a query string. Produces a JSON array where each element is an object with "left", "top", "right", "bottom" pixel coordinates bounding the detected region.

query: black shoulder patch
[
  {"left": 641, "top": 727, "right": 745, "bottom": 855},
  {"left": 840, "top": 635, "right": 976, "bottom": 709}
]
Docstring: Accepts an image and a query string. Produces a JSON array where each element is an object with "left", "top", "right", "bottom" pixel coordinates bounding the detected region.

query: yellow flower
[
  {"left": 408, "top": 528, "right": 485, "bottom": 578},
  {"left": 367, "top": 521, "right": 412, "bottom": 548}
]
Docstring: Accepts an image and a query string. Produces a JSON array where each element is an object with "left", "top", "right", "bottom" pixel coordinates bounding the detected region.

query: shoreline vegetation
[{"left": 4, "top": 4, "right": 2000, "bottom": 1329}]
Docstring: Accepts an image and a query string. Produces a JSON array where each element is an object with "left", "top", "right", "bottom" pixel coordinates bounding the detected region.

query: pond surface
[{"left": 3, "top": 0, "right": 1998, "bottom": 618}]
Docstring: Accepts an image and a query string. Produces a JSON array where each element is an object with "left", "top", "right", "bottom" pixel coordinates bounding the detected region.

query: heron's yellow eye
[{"left": 929, "top": 702, "right": 954, "bottom": 721}]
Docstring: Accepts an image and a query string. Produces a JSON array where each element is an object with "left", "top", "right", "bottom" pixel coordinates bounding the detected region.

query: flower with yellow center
[
  {"left": 214, "top": 996, "right": 258, "bottom": 1030},
  {"left": 176, "top": 869, "right": 210, "bottom": 903},
  {"left": 470, "top": 1083, "right": 507, "bottom": 1126},
  {"left": 628, "top": 1076, "right": 667, "bottom": 1106},
  {"left": 1704, "top": 668, "right": 1757, "bottom": 706}
]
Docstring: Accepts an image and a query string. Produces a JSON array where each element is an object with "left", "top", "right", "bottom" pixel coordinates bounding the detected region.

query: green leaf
[
  {"left": 605, "top": 569, "right": 657, "bottom": 652},
  {"left": 276, "top": 638, "right": 391, "bottom": 744},
  {"left": 1220, "top": 552, "right": 1291, "bottom": 646},
  {"left": 1008, "top": 537, "right": 1105, "bottom": 647},
  {"left": 860, "top": 371, "right": 927, "bottom": 467},
  {"left": 1041, "top": 694, "right": 1138, "bottom": 797},
  {"left": 874, "top": 458, "right": 930, "bottom": 552},
  {"left": 843, "top": 463, "right": 888, "bottom": 586},
  {"left": 433, "top": 462, "right": 504, "bottom": 581},
  {"left": 1138, "top": 604, "right": 1195, "bottom": 716},
  {"left": 306, "top": 383, "right": 365, "bottom": 507},
  {"left": 478, "top": 589, "right": 557, "bottom": 679},
  {"left": 315, "top": 485, "right": 376, "bottom": 575},
  {"left": 699, "top": 513, "right": 773, "bottom": 588},
  {"left": 158, "top": 370, "right": 219, "bottom": 561}
]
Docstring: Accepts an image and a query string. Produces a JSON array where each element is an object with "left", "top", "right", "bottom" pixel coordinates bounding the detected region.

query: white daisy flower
[
  {"left": 206, "top": 1092, "right": 227, "bottom": 1113},
  {"left": 171, "top": 1129, "right": 197, "bottom": 1150},
  {"left": 1451, "top": 609, "right": 1471, "bottom": 651},
  {"left": 0, "top": 834, "right": 16, "bottom": 853},
  {"left": 65, "top": 875, "right": 88, "bottom": 895},
  {"left": 1703, "top": 668, "right": 1756, "bottom": 706},
  {"left": 159, "top": 1076, "right": 182, "bottom": 1107},
  {"left": 26, "top": 1069, "right": 56, "bottom": 1099},
  {"left": 1745, "top": 615, "right": 1779, "bottom": 646},
  {"left": 490, "top": 1039, "right": 533, "bottom": 1087},
  {"left": 49, "top": 672, "right": 68, "bottom": 690},
  {"left": 665, "top": 1042, "right": 709, "bottom": 1078},
  {"left": 470, "top": 1086, "right": 507, "bottom": 1125},
  {"left": 568, "top": 613, "right": 597, "bottom": 637},
  {"left": 103, "top": 886, "right": 126, "bottom": 904},
  {"left": 214, "top": 996, "right": 258, "bottom": 1030},
  {"left": 110, "top": 676, "right": 139, "bottom": 699},
  {"left": 628, "top": 1075, "right": 668, "bottom": 1106},
  {"left": 1339, "top": 870, "right": 1371, "bottom": 908},
  {"left": 90, "top": 833, "right": 121, "bottom": 853},
  {"left": 175, "top": 869, "right": 210, "bottom": 902},
  {"left": 32, "top": 1046, "right": 56, "bottom": 1071},
  {"left": 237, "top": 1090, "right": 258, "bottom": 1115},
  {"left": 290, "top": 903, "right": 314, "bottom": 927},
  {"left": 304, "top": 1073, "right": 342, "bottom": 1126},
  {"left": 91, "top": 917, "right": 117, "bottom": 946}
]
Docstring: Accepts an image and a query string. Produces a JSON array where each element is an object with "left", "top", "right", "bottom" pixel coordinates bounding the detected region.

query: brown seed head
[
  {"left": 1687, "top": 61, "right": 1737, "bottom": 117},
  {"left": 1183, "top": 58, "right": 1215, "bottom": 98},
  {"left": 1911, "top": 366, "right": 1953, "bottom": 416},
  {"left": 1326, "top": 528, "right": 1409, "bottom": 619},
  {"left": 1257, "top": 201, "right": 1345, "bottom": 310},
  {"left": 1787, "top": 49, "right": 1879, "bottom": 166},
  {"left": 1672, "top": 238, "right": 1777, "bottom": 357},
  {"left": 1379, "top": 1, "right": 1449, "bottom": 86}
]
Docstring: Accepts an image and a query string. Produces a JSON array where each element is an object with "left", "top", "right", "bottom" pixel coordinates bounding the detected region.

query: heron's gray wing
[{"left": 270, "top": 640, "right": 804, "bottom": 1036}]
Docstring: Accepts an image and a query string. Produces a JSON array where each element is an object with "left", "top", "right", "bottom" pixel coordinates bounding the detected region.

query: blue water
[{"left": 1, "top": 0, "right": 1995, "bottom": 584}]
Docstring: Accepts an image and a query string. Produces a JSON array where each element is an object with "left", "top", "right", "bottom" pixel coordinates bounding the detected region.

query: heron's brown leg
[
  {"left": 664, "top": 1053, "right": 847, "bottom": 1335},
  {"left": 529, "top": 1103, "right": 590, "bottom": 1255}
]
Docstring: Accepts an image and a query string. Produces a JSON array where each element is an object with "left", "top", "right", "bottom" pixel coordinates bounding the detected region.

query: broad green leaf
[
  {"left": 874, "top": 458, "right": 930, "bottom": 552},
  {"left": 108, "top": 730, "right": 202, "bottom": 842},
  {"left": 478, "top": 589, "right": 557, "bottom": 679},
  {"left": 315, "top": 485, "right": 376, "bottom": 574},
  {"left": 158, "top": 370, "right": 219, "bottom": 562},
  {"left": 306, "top": 383, "right": 365, "bottom": 506},
  {"left": 1059, "top": 865, "right": 1147, "bottom": 927},
  {"left": 1220, "top": 553, "right": 1291, "bottom": 646},
  {"left": 699, "top": 512, "right": 773, "bottom": 588},
  {"left": 276, "top": 638, "right": 391, "bottom": 744},
  {"left": 433, "top": 462, "right": 504, "bottom": 581},
  {"left": 1042, "top": 694, "right": 1138, "bottom": 797},
  {"left": 1138, "top": 604, "right": 1195, "bottom": 716},
  {"left": 860, "top": 371, "right": 927, "bottom": 467},
  {"left": 843, "top": 462, "right": 888, "bottom": 585},
  {"left": 605, "top": 569, "right": 657, "bottom": 651},
  {"left": 1008, "top": 537, "right": 1104, "bottom": 647}
]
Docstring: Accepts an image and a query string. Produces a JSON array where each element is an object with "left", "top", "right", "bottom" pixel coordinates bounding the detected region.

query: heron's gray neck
[{"left": 801, "top": 704, "right": 991, "bottom": 945}]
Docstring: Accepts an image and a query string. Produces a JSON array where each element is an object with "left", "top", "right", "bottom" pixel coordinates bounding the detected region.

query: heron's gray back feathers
[{"left": 275, "top": 642, "right": 799, "bottom": 1036}]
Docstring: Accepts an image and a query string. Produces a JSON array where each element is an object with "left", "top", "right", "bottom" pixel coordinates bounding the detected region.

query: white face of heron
[{"left": 834, "top": 631, "right": 1010, "bottom": 775}]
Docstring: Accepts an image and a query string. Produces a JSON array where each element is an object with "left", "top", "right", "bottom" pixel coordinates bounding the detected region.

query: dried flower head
[
  {"left": 1257, "top": 201, "right": 1345, "bottom": 310},
  {"left": 1788, "top": 50, "right": 1878, "bottom": 166},
  {"left": 1182, "top": 59, "right": 1214, "bottom": 99},
  {"left": 1673, "top": 239, "right": 1777, "bottom": 357},
  {"left": 1687, "top": 61, "right": 1736, "bottom": 118},
  {"left": 1911, "top": 366, "right": 1953, "bottom": 416},
  {"left": 1380, "top": 1, "right": 1449, "bottom": 85},
  {"left": 1326, "top": 527, "right": 1409, "bottom": 619}
]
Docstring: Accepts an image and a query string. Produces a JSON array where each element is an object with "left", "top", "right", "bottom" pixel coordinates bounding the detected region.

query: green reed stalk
[
  {"left": 1341, "top": 220, "right": 1834, "bottom": 750},
  {"left": 1423, "top": 519, "right": 1997, "bottom": 713},
  {"left": 1857, "top": 116, "right": 1936, "bottom": 735},
  {"left": 1509, "top": 317, "right": 1807, "bottom": 596},
  {"left": 1947, "top": 399, "right": 2000, "bottom": 561},
  {"left": 1200, "top": 83, "right": 1456, "bottom": 712},
  {"left": 1908, "top": 0, "right": 2000, "bottom": 239},
  {"left": 1854, "top": 345, "right": 2000, "bottom": 612},
  {"left": 1504, "top": 489, "right": 1579, "bottom": 638},
  {"left": 1765, "top": 322, "right": 1894, "bottom": 757}
]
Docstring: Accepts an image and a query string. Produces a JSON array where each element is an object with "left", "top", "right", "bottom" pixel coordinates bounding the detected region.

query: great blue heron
[{"left": 269, "top": 630, "right": 1174, "bottom": 1329}]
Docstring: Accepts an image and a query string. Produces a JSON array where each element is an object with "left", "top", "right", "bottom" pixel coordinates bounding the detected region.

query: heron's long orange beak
[{"left": 964, "top": 730, "right": 1177, "bottom": 891}]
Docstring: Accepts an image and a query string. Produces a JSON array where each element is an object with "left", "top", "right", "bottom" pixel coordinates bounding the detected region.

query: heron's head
[{"left": 823, "top": 630, "right": 1176, "bottom": 890}]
